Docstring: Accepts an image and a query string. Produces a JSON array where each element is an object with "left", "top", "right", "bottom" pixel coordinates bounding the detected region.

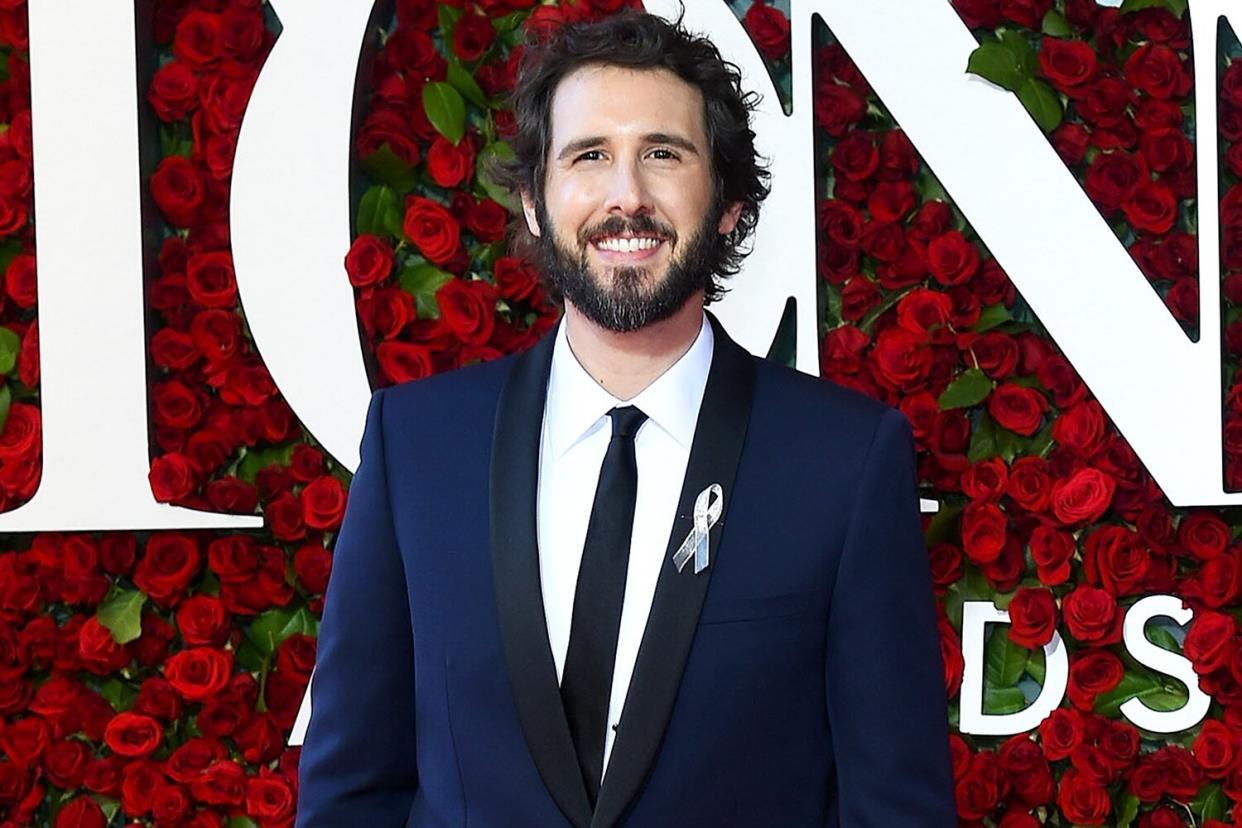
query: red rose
[
  {"left": 867, "top": 181, "right": 916, "bottom": 223},
  {"left": 961, "top": 501, "right": 1007, "bottom": 565},
  {"left": 1082, "top": 524, "right": 1148, "bottom": 595},
  {"left": 54, "top": 797, "right": 105, "bottom": 828},
  {"left": 961, "top": 457, "right": 1007, "bottom": 501},
  {"left": 1190, "top": 549, "right": 1241, "bottom": 609},
  {"left": 494, "top": 256, "right": 540, "bottom": 303},
  {"left": 437, "top": 278, "right": 498, "bottom": 346},
  {"left": 939, "top": 616, "right": 964, "bottom": 697},
  {"left": 344, "top": 234, "right": 394, "bottom": 287},
  {"left": 78, "top": 616, "right": 131, "bottom": 675},
  {"left": 265, "top": 492, "right": 306, "bottom": 542},
  {"left": 185, "top": 250, "right": 238, "bottom": 309},
  {"left": 988, "top": 383, "right": 1048, "bottom": 436},
  {"left": 173, "top": 10, "right": 221, "bottom": 68},
  {"left": 1122, "top": 181, "right": 1178, "bottom": 235},
  {"left": 151, "top": 380, "right": 202, "bottom": 430},
  {"left": 246, "top": 770, "right": 295, "bottom": 822},
  {"left": 147, "top": 60, "right": 199, "bottom": 122},
  {"left": 191, "top": 759, "right": 246, "bottom": 806},
  {"left": 1004, "top": 457, "right": 1051, "bottom": 514},
  {"left": 426, "top": 135, "right": 477, "bottom": 188},
  {"left": 998, "top": 735, "right": 1054, "bottom": 807},
  {"left": 220, "top": 6, "right": 266, "bottom": 61},
  {"left": 358, "top": 108, "right": 422, "bottom": 168},
  {"left": 1078, "top": 77, "right": 1135, "bottom": 127},
  {"left": 164, "top": 647, "right": 233, "bottom": 701},
  {"left": 1183, "top": 611, "right": 1235, "bottom": 674},
  {"left": 43, "top": 739, "right": 89, "bottom": 789},
  {"left": 871, "top": 327, "right": 932, "bottom": 391},
  {"left": 926, "top": 230, "right": 980, "bottom": 286},
  {"left": 4, "top": 253, "right": 34, "bottom": 309},
  {"left": 744, "top": 0, "right": 790, "bottom": 61},
  {"left": 1084, "top": 151, "right": 1145, "bottom": 213},
  {"left": 133, "top": 533, "right": 201, "bottom": 607},
  {"left": 1050, "top": 467, "right": 1115, "bottom": 526},
  {"left": 464, "top": 197, "right": 509, "bottom": 243},
  {"left": 119, "top": 757, "right": 162, "bottom": 815},
  {"left": 814, "top": 81, "right": 865, "bottom": 137},
  {"left": 955, "top": 751, "right": 1002, "bottom": 820},
  {"left": 830, "top": 132, "right": 878, "bottom": 183},
  {"left": 151, "top": 156, "right": 205, "bottom": 227},
  {"left": 1038, "top": 707, "right": 1084, "bottom": 761},
  {"left": 151, "top": 782, "right": 191, "bottom": 824},
  {"left": 928, "top": 542, "right": 962, "bottom": 591},
  {"left": 999, "top": 0, "right": 1052, "bottom": 28},
  {"left": 1062, "top": 585, "right": 1123, "bottom": 645},
  {"left": 1140, "top": 127, "right": 1193, "bottom": 172},
  {"left": 175, "top": 595, "right": 229, "bottom": 647},
  {"left": 134, "top": 677, "right": 182, "bottom": 722},
  {"left": 1038, "top": 39, "right": 1097, "bottom": 92},
  {"left": 1007, "top": 587, "right": 1057, "bottom": 648},
  {"left": 104, "top": 712, "right": 163, "bottom": 757},
  {"left": 1052, "top": 122, "right": 1091, "bottom": 166},
  {"left": 1192, "top": 720, "right": 1235, "bottom": 778},
  {"left": 1066, "top": 649, "right": 1123, "bottom": 710},
  {"left": 294, "top": 544, "right": 332, "bottom": 593},
  {"left": 149, "top": 453, "right": 197, "bottom": 503},
  {"left": 191, "top": 309, "right": 242, "bottom": 365},
  {"left": 358, "top": 287, "right": 415, "bottom": 340},
  {"left": 1179, "top": 511, "right": 1230, "bottom": 559},
  {"left": 1051, "top": 400, "right": 1106, "bottom": 459},
  {"left": 404, "top": 196, "right": 462, "bottom": 265},
  {"left": 453, "top": 11, "right": 496, "bottom": 62},
  {"left": 1124, "top": 43, "right": 1189, "bottom": 100},
  {"left": 376, "top": 340, "right": 435, "bottom": 384},
  {"left": 1056, "top": 767, "right": 1110, "bottom": 825},
  {"left": 953, "top": 0, "right": 1004, "bottom": 28},
  {"left": 301, "top": 474, "right": 347, "bottom": 531}
]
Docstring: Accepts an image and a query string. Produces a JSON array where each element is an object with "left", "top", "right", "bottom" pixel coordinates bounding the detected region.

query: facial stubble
[{"left": 532, "top": 199, "right": 722, "bottom": 333}]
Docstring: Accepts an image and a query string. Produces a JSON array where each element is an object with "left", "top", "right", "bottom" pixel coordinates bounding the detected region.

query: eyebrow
[{"left": 555, "top": 133, "right": 702, "bottom": 161}]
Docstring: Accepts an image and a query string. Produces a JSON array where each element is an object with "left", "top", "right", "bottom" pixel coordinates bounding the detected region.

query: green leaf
[
  {"left": 227, "top": 818, "right": 259, "bottom": 828},
  {"left": 764, "top": 297, "right": 798, "bottom": 369},
  {"left": 938, "top": 367, "right": 993, "bottom": 409},
  {"left": 1093, "top": 671, "right": 1163, "bottom": 717},
  {"left": 971, "top": 304, "right": 1012, "bottom": 333},
  {"left": 398, "top": 262, "right": 455, "bottom": 297},
  {"left": 356, "top": 184, "right": 405, "bottom": 240},
  {"left": 0, "top": 326, "right": 20, "bottom": 375},
  {"left": 159, "top": 123, "right": 193, "bottom": 158},
  {"left": 437, "top": 4, "right": 464, "bottom": 35},
  {"left": 968, "top": 412, "right": 999, "bottom": 462},
  {"left": 1041, "top": 9, "right": 1072, "bottom": 36},
  {"left": 1116, "top": 793, "right": 1140, "bottom": 828},
  {"left": 416, "top": 294, "right": 441, "bottom": 319},
  {"left": 1119, "top": 0, "right": 1187, "bottom": 19},
  {"left": 967, "top": 42, "right": 1025, "bottom": 92},
  {"left": 0, "top": 239, "right": 21, "bottom": 275},
  {"left": 944, "top": 584, "right": 965, "bottom": 631},
  {"left": 100, "top": 677, "right": 138, "bottom": 712},
  {"left": 247, "top": 606, "right": 316, "bottom": 655},
  {"left": 1198, "top": 783, "right": 1227, "bottom": 821},
  {"left": 476, "top": 141, "right": 518, "bottom": 212},
  {"left": 423, "top": 82, "right": 467, "bottom": 145},
  {"left": 984, "top": 625, "right": 1028, "bottom": 688},
  {"left": 361, "top": 144, "right": 418, "bottom": 194},
  {"left": 447, "top": 59, "right": 489, "bottom": 109},
  {"left": 97, "top": 589, "right": 147, "bottom": 645},
  {"left": 1025, "top": 646, "right": 1045, "bottom": 684},
  {"left": 0, "top": 383, "right": 12, "bottom": 435},
  {"left": 1146, "top": 621, "right": 1181, "bottom": 653},
  {"left": 925, "top": 502, "right": 963, "bottom": 546},
  {"left": 1018, "top": 77, "right": 1064, "bottom": 133},
  {"left": 493, "top": 11, "right": 525, "bottom": 33},
  {"left": 999, "top": 30, "right": 1037, "bottom": 76},
  {"left": 995, "top": 424, "right": 1025, "bottom": 464},
  {"left": 99, "top": 799, "right": 121, "bottom": 824},
  {"left": 983, "top": 686, "right": 1027, "bottom": 714},
  {"left": 236, "top": 444, "right": 295, "bottom": 484}
]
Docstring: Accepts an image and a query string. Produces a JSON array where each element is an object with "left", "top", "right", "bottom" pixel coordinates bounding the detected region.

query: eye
[
  {"left": 573, "top": 150, "right": 605, "bottom": 163},
  {"left": 647, "top": 148, "right": 680, "bottom": 161}
]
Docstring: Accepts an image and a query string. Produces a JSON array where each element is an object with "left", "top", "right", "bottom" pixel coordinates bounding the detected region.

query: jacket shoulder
[{"left": 378, "top": 351, "right": 518, "bottom": 419}]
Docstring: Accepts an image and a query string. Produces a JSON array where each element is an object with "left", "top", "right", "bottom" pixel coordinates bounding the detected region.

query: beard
[{"left": 531, "top": 199, "right": 721, "bottom": 333}]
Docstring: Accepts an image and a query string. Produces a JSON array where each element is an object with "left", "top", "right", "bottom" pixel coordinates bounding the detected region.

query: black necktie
[{"left": 560, "top": 405, "right": 648, "bottom": 806}]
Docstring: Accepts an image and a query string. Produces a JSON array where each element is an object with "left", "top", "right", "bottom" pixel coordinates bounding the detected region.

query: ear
[
  {"left": 520, "top": 189, "right": 542, "bottom": 238},
  {"left": 717, "top": 201, "right": 744, "bottom": 235}
]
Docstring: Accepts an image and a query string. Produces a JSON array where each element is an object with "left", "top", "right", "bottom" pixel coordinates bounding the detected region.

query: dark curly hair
[{"left": 489, "top": 8, "right": 771, "bottom": 303}]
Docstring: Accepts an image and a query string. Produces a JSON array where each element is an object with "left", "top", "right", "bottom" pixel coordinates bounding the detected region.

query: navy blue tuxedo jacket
[{"left": 296, "top": 314, "right": 956, "bottom": 827}]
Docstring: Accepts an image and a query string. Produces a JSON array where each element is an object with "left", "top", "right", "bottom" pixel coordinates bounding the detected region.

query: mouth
[{"left": 588, "top": 232, "right": 669, "bottom": 264}]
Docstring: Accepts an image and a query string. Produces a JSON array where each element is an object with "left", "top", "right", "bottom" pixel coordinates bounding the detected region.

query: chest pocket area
[{"left": 697, "top": 589, "right": 817, "bottom": 625}]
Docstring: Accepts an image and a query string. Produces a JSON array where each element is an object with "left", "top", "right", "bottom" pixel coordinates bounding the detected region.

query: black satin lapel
[
  {"left": 591, "top": 312, "right": 757, "bottom": 828},
  {"left": 490, "top": 322, "right": 593, "bottom": 828}
]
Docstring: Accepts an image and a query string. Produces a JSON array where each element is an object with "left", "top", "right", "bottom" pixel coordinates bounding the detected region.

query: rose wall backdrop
[{"left": 0, "top": 0, "right": 1235, "bottom": 824}]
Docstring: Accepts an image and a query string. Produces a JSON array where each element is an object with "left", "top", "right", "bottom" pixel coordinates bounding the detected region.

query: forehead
[{"left": 547, "top": 64, "right": 708, "bottom": 148}]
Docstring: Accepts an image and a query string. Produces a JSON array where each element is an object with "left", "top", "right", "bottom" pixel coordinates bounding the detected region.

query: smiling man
[{"left": 296, "top": 10, "right": 956, "bottom": 828}]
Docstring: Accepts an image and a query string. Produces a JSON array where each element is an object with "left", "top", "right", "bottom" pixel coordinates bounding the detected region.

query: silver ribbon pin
[{"left": 673, "top": 484, "right": 723, "bottom": 575}]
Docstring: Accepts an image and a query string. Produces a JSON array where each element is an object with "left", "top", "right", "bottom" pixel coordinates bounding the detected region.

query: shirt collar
[{"left": 544, "top": 312, "right": 714, "bottom": 458}]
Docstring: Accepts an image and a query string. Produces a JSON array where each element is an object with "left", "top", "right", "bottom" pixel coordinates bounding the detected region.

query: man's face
[{"left": 521, "top": 64, "right": 743, "bottom": 332}]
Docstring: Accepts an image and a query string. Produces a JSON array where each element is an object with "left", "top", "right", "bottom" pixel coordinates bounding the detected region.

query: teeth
[{"left": 595, "top": 237, "right": 661, "bottom": 253}]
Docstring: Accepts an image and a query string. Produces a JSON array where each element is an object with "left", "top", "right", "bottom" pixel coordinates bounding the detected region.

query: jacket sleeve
[
  {"left": 824, "top": 408, "right": 957, "bottom": 826},
  {"left": 296, "top": 388, "right": 419, "bottom": 826}
]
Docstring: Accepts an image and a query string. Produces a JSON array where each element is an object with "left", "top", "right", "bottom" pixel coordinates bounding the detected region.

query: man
[{"left": 297, "top": 10, "right": 955, "bottom": 827}]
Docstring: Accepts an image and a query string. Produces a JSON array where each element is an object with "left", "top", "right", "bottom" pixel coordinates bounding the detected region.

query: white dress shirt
[{"left": 536, "top": 312, "right": 713, "bottom": 780}]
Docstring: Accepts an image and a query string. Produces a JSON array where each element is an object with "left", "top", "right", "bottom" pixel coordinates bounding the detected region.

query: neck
[{"left": 562, "top": 295, "right": 706, "bottom": 401}]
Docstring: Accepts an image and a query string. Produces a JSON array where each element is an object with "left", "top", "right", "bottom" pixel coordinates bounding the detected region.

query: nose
[{"left": 604, "top": 157, "right": 653, "bottom": 216}]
